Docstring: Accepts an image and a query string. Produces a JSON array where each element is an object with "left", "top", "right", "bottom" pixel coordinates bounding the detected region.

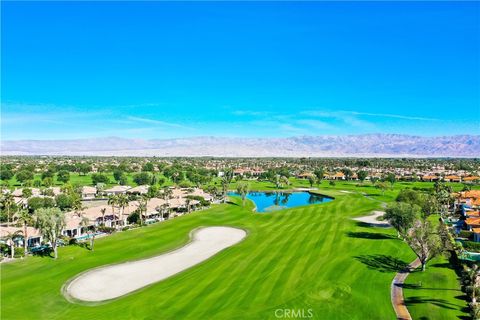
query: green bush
[
  {"left": 97, "top": 226, "right": 115, "bottom": 234},
  {"left": 461, "top": 241, "right": 480, "bottom": 252},
  {"left": 459, "top": 230, "right": 474, "bottom": 240},
  {"left": 68, "top": 238, "right": 78, "bottom": 245},
  {"left": 14, "top": 247, "right": 25, "bottom": 258}
]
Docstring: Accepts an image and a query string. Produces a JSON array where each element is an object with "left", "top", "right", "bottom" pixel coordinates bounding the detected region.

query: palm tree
[
  {"left": 100, "top": 207, "right": 106, "bottom": 226},
  {"left": 221, "top": 178, "right": 229, "bottom": 203},
  {"left": 15, "top": 209, "right": 33, "bottom": 256},
  {"left": 4, "top": 230, "right": 23, "bottom": 258},
  {"left": 80, "top": 215, "right": 96, "bottom": 251},
  {"left": 116, "top": 194, "right": 130, "bottom": 228},
  {"left": 107, "top": 194, "right": 118, "bottom": 228},
  {"left": 185, "top": 198, "right": 191, "bottom": 213},
  {"left": 72, "top": 195, "right": 84, "bottom": 217},
  {"left": 236, "top": 182, "right": 250, "bottom": 207},
  {"left": 1, "top": 193, "right": 15, "bottom": 224},
  {"left": 138, "top": 196, "right": 148, "bottom": 225}
]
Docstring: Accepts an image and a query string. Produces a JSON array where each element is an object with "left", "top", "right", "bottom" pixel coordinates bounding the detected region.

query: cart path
[{"left": 391, "top": 258, "right": 421, "bottom": 320}]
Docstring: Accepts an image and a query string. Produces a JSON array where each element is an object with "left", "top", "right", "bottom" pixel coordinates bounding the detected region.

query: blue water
[{"left": 228, "top": 191, "right": 333, "bottom": 212}]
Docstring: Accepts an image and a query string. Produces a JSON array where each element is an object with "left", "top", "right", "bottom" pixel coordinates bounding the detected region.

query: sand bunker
[
  {"left": 353, "top": 211, "right": 391, "bottom": 228},
  {"left": 65, "top": 226, "right": 247, "bottom": 303}
]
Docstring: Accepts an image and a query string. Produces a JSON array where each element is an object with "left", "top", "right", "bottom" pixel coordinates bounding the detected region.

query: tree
[
  {"left": 27, "top": 197, "right": 55, "bottom": 212},
  {"left": 1, "top": 193, "right": 16, "bottom": 223},
  {"left": 16, "top": 170, "right": 34, "bottom": 185},
  {"left": 91, "top": 173, "right": 109, "bottom": 185},
  {"left": 396, "top": 189, "right": 422, "bottom": 206},
  {"left": 370, "top": 177, "right": 379, "bottom": 186},
  {"left": 100, "top": 207, "right": 107, "bottom": 226},
  {"left": 107, "top": 195, "right": 118, "bottom": 227},
  {"left": 462, "top": 264, "right": 480, "bottom": 304},
  {"left": 357, "top": 171, "right": 368, "bottom": 183},
  {"left": 55, "top": 194, "right": 75, "bottom": 211},
  {"left": 137, "top": 196, "right": 148, "bottom": 225},
  {"left": 236, "top": 182, "right": 250, "bottom": 207},
  {"left": 384, "top": 202, "right": 418, "bottom": 238},
  {"left": 385, "top": 173, "right": 397, "bottom": 187},
  {"left": 314, "top": 168, "right": 324, "bottom": 184},
  {"left": 405, "top": 219, "right": 441, "bottom": 271},
  {"left": 142, "top": 162, "right": 155, "bottom": 172},
  {"left": 80, "top": 215, "right": 96, "bottom": 251},
  {"left": 308, "top": 176, "right": 315, "bottom": 188},
  {"left": 376, "top": 181, "right": 389, "bottom": 195},
  {"left": 4, "top": 230, "right": 22, "bottom": 258},
  {"left": 0, "top": 169, "right": 14, "bottom": 181},
  {"left": 56, "top": 170, "right": 70, "bottom": 184},
  {"left": 34, "top": 208, "right": 66, "bottom": 259},
  {"left": 42, "top": 177, "right": 53, "bottom": 188},
  {"left": 133, "top": 172, "right": 151, "bottom": 186},
  {"left": 341, "top": 168, "right": 353, "bottom": 180},
  {"left": 221, "top": 177, "right": 230, "bottom": 203},
  {"left": 116, "top": 194, "right": 129, "bottom": 227},
  {"left": 41, "top": 169, "right": 55, "bottom": 180},
  {"left": 15, "top": 209, "right": 33, "bottom": 256},
  {"left": 113, "top": 169, "right": 125, "bottom": 183},
  {"left": 22, "top": 188, "right": 33, "bottom": 198}
]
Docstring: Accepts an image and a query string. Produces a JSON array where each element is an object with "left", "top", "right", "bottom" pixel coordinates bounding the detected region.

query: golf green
[{"left": 0, "top": 191, "right": 466, "bottom": 319}]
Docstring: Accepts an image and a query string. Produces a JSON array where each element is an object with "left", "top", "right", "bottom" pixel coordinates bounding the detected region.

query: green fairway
[{"left": 0, "top": 190, "right": 466, "bottom": 319}]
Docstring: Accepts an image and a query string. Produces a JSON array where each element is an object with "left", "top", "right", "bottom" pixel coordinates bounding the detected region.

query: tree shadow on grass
[
  {"left": 346, "top": 231, "right": 395, "bottom": 240},
  {"left": 401, "top": 283, "right": 460, "bottom": 292},
  {"left": 354, "top": 254, "right": 409, "bottom": 273},
  {"left": 405, "top": 296, "right": 461, "bottom": 311}
]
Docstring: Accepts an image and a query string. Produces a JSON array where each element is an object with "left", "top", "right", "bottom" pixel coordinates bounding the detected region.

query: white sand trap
[
  {"left": 353, "top": 211, "right": 391, "bottom": 228},
  {"left": 65, "top": 226, "right": 246, "bottom": 303}
]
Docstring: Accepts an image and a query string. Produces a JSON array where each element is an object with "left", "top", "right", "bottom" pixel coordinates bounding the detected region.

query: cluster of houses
[
  {"left": 296, "top": 171, "right": 480, "bottom": 182},
  {"left": 455, "top": 190, "right": 480, "bottom": 242},
  {"left": 1, "top": 186, "right": 215, "bottom": 254}
]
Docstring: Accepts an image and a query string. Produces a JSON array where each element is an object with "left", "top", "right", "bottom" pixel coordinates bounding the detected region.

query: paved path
[{"left": 391, "top": 258, "right": 421, "bottom": 320}]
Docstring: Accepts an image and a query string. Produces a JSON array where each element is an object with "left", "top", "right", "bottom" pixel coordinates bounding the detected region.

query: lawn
[
  {"left": 0, "top": 189, "right": 468, "bottom": 319},
  {"left": 403, "top": 255, "right": 468, "bottom": 320}
]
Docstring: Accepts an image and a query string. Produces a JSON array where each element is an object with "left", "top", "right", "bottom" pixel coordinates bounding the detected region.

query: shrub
[
  {"left": 122, "top": 226, "right": 131, "bottom": 231},
  {"left": 97, "top": 226, "right": 115, "bottom": 234},
  {"left": 459, "top": 230, "right": 474, "bottom": 240},
  {"left": 127, "top": 211, "right": 139, "bottom": 224},
  {"left": 461, "top": 241, "right": 480, "bottom": 252},
  {"left": 13, "top": 247, "right": 25, "bottom": 258},
  {"left": 68, "top": 238, "right": 78, "bottom": 245}
]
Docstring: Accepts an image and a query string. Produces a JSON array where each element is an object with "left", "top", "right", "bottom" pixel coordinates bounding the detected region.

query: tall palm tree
[
  {"left": 236, "top": 182, "right": 250, "bottom": 207},
  {"left": 80, "top": 215, "right": 97, "bottom": 251},
  {"left": 138, "top": 196, "right": 148, "bottom": 225},
  {"left": 107, "top": 194, "right": 118, "bottom": 228},
  {"left": 116, "top": 194, "right": 130, "bottom": 228},
  {"left": 2, "top": 193, "right": 15, "bottom": 224},
  {"left": 4, "top": 230, "right": 23, "bottom": 258},
  {"left": 15, "top": 209, "right": 33, "bottom": 256},
  {"left": 221, "top": 178, "right": 229, "bottom": 203},
  {"left": 100, "top": 207, "right": 106, "bottom": 226}
]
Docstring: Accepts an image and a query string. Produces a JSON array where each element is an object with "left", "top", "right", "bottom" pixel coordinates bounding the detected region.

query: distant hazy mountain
[{"left": 1, "top": 134, "right": 479, "bottom": 157}]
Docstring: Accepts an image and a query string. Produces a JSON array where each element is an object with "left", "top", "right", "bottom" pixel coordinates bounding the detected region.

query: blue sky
[{"left": 2, "top": 1, "right": 479, "bottom": 140}]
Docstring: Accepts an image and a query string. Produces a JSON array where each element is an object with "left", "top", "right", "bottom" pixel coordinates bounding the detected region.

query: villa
[
  {"left": 81, "top": 186, "right": 97, "bottom": 199},
  {"left": 103, "top": 185, "right": 132, "bottom": 195}
]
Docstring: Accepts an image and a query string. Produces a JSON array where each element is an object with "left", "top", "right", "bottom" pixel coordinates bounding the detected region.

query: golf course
[{"left": 0, "top": 186, "right": 467, "bottom": 319}]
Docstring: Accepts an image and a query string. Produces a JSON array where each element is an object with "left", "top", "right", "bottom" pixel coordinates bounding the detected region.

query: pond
[{"left": 227, "top": 191, "right": 333, "bottom": 212}]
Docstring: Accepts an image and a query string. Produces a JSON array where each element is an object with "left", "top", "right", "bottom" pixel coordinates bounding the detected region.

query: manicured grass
[
  {"left": 0, "top": 187, "right": 468, "bottom": 319},
  {"left": 403, "top": 256, "right": 467, "bottom": 320}
]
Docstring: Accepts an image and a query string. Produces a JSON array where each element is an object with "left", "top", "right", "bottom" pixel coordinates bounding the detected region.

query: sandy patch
[
  {"left": 353, "top": 211, "right": 391, "bottom": 228},
  {"left": 65, "top": 226, "right": 246, "bottom": 303}
]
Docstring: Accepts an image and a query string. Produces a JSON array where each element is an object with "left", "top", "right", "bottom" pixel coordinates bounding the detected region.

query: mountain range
[{"left": 1, "top": 134, "right": 479, "bottom": 157}]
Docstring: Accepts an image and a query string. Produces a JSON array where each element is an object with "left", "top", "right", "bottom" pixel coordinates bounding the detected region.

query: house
[
  {"left": 103, "top": 185, "right": 131, "bottom": 195},
  {"left": 126, "top": 185, "right": 149, "bottom": 195},
  {"left": 297, "top": 172, "right": 315, "bottom": 179},
  {"left": 444, "top": 175, "right": 461, "bottom": 182},
  {"left": 422, "top": 175, "right": 440, "bottom": 182},
  {"left": 81, "top": 186, "right": 97, "bottom": 199},
  {"left": 0, "top": 225, "right": 42, "bottom": 248}
]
